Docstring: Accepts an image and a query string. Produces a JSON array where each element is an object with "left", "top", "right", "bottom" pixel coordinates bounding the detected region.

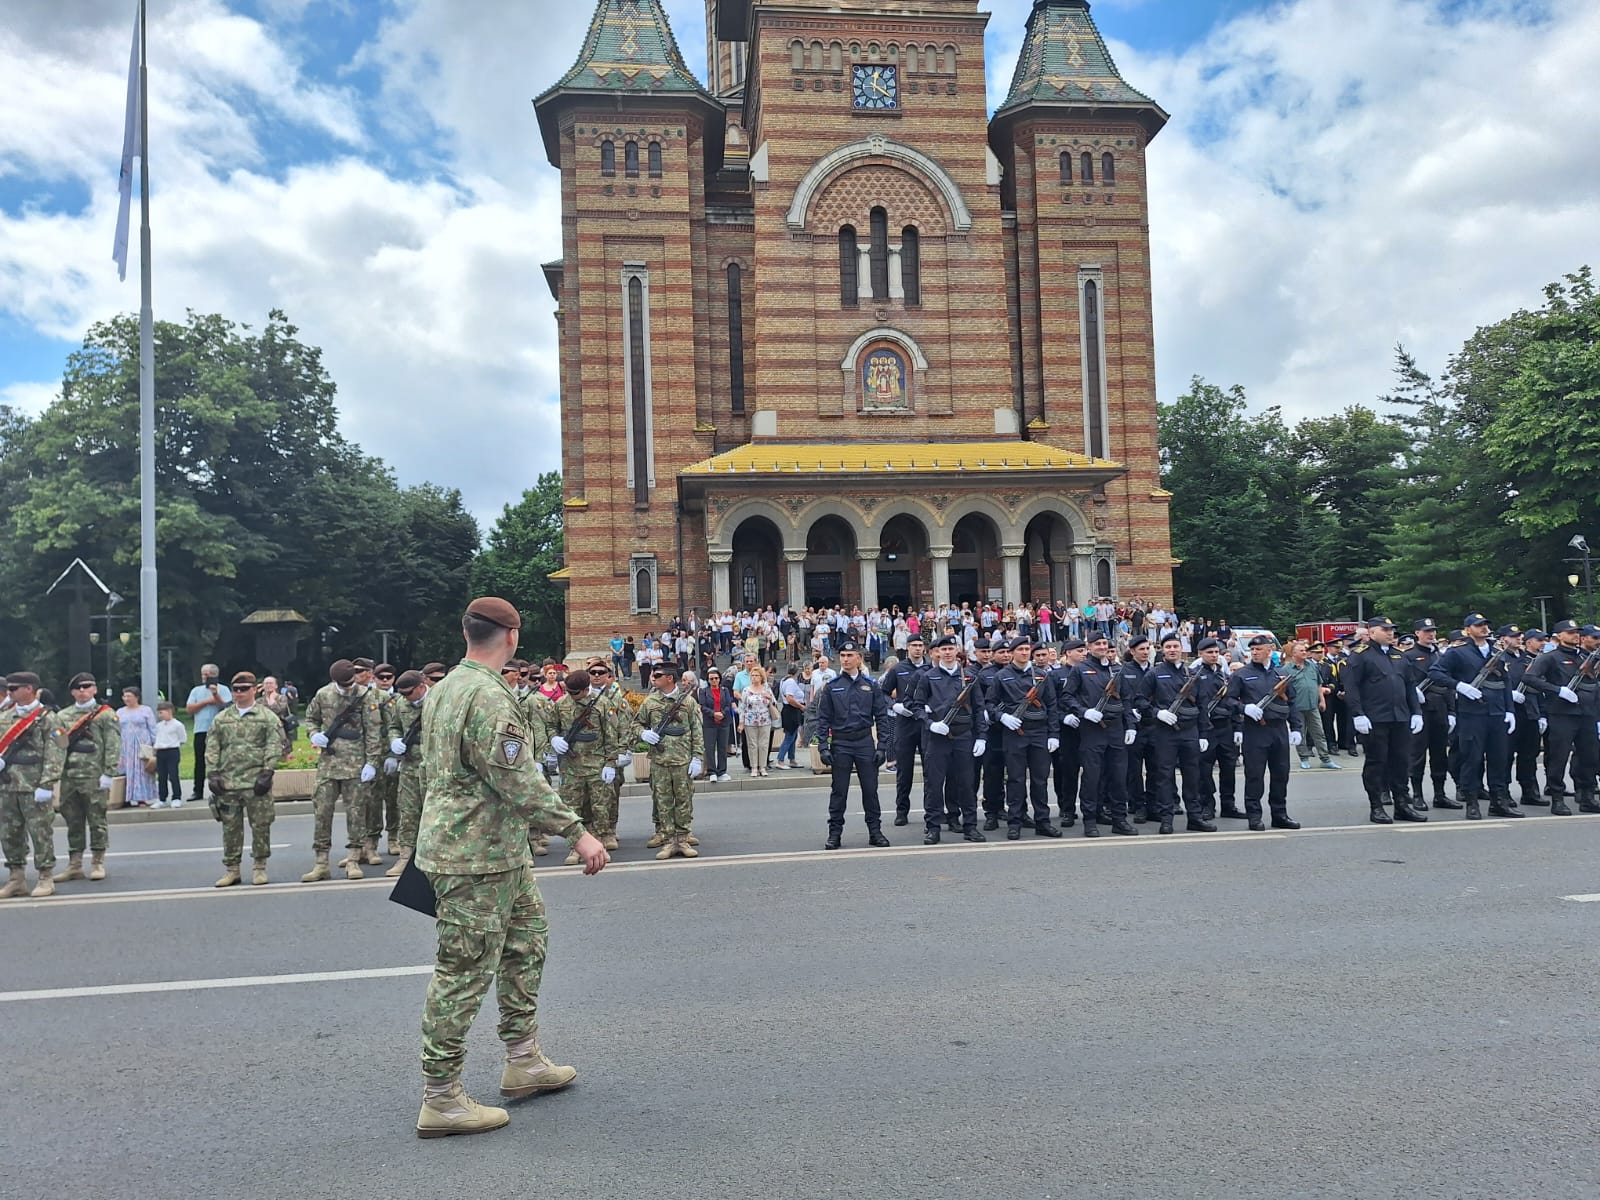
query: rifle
[
  {"left": 1204, "top": 671, "right": 1231, "bottom": 721},
  {"left": 400, "top": 708, "right": 424, "bottom": 754},
  {"left": 557, "top": 693, "right": 603, "bottom": 755},
  {"left": 317, "top": 690, "right": 365, "bottom": 754},
  {"left": 1577, "top": 649, "right": 1600, "bottom": 682},
  {"left": 1008, "top": 679, "right": 1042, "bottom": 722},
  {"left": 941, "top": 673, "right": 978, "bottom": 726},
  {"left": 1253, "top": 672, "right": 1292, "bottom": 724},
  {"left": 650, "top": 687, "right": 693, "bottom": 738},
  {"left": 1162, "top": 668, "right": 1202, "bottom": 717},
  {"left": 1468, "top": 648, "right": 1510, "bottom": 691},
  {"left": 1103, "top": 666, "right": 1122, "bottom": 704}
]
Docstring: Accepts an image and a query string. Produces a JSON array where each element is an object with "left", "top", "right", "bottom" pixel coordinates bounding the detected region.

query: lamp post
[
  {"left": 1569, "top": 535, "right": 1594, "bottom": 625},
  {"left": 1349, "top": 590, "right": 1366, "bottom": 624},
  {"left": 375, "top": 629, "right": 396, "bottom": 664},
  {"left": 1533, "top": 595, "right": 1552, "bottom": 631}
]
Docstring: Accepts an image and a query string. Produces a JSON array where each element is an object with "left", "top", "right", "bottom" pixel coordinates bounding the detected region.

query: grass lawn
[{"left": 171, "top": 710, "right": 318, "bottom": 776}]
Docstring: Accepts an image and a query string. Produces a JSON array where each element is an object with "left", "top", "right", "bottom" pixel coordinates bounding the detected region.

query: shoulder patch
[{"left": 1354, "top": 644, "right": 1368, "bottom": 653}]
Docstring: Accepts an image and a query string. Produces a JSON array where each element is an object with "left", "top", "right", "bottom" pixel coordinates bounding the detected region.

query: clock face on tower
[{"left": 851, "top": 64, "right": 899, "bottom": 110}]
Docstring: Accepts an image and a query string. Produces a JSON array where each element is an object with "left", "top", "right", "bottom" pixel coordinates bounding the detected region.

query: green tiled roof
[
  {"left": 997, "top": 0, "right": 1165, "bottom": 120},
  {"left": 537, "top": 0, "right": 711, "bottom": 101}
]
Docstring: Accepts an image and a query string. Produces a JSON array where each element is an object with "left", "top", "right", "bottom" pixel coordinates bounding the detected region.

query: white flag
[{"left": 113, "top": 5, "right": 142, "bottom": 281}]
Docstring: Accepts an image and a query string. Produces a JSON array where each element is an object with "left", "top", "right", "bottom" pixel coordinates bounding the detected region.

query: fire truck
[{"left": 1294, "top": 621, "right": 1360, "bottom": 645}]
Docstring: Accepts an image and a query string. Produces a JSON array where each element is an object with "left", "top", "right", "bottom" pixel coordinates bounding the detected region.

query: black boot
[
  {"left": 1433, "top": 789, "right": 1463, "bottom": 809},
  {"left": 963, "top": 828, "right": 986, "bottom": 842},
  {"left": 1020, "top": 814, "right": 1035, "bottom": 829},
  {"left": 824, "top": 831, "right": 842, "bottom": 850},
  {"left": 982, "top": 814, "right": 999, "bottom": 831},
  {"left": 1033, "top": 821, "right": 1063, "bottom": 838},
  {"left": 1006, "top": 825, "right": 1021, "bottom": 841},
  {"left": 1369, "top": 800, "right": 1394, "bottom": 825},
  {"left": 924, "top": 828, "right": 941, "bottom": 845},
  {"left": 1578, "top": 790, "right": 1600, "bottom": 814},
  {"left": 1270, "top": 812, "right": 1301, "bottom": 830},
  {"left": 1109, "top": 817, "right": 1138, "bottom": 836},
  {"left": 1411, "top": 789, "right": 1430, "bottom": 812},
  {"left": 1393, "top": 797, "right": 1428, "bottom": 823},
  {"left": 1061, "top": 810, "right": 1077, "bottom": 828},
  {"left": 868, "top": 829, "right": 891, "bottom": 847},
  {"left": 1083, "top": 823, "right": 1102, "bottom": 838},
  {"left": 1551, "top": 793, "right": 1574, "bottom": 816},
  {"left": 1219, "top": 805, "right": 1248, "bottom": 820},
  {"left": 1521, "top": 787, "right": 1550, "bottom": 806},
  {"left": 1158, "top": 819, "right": 1175, "bottom": 834},
  {"left": 1487, "top": 790, "right": 1525, "bottom": 818},
  {"left": 1132, "top": 806, "right": 1149, "bottom": 824},
  {"left": 1464, "top": 792, "right": 1483, "bottom": 821},
  {"left": 892, "top": 812, "right": 909, "bottom": 827},
  {"left": 945, "top": 817, "right": 960, "bottom": 833}
]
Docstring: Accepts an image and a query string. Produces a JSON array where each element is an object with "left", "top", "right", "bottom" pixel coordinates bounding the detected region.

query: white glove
[
  {"left": 972, "top": 739, "right": 986, "bottom": 757},
  {"left": 1083, "top": 708, "right": 1103, "bottom": 724},
  {"left": 1512, "top": 689, "right": 1526, "bottom": 705},
  {"left": 641, "top": 729, "right": 662, "bottom": 746},
  {"left": 1000, "top": 713, "right": 1023, "bottom": 731},
  {"left": 1409, "top": 714, "right": 1423, "bottom": 735},
  {"left": 98, "top": 774, "right": 114, "bottom": 791},
  {"left": 1123, "top": 729, "right": 1137, "bottom": 746},
  {"left": 390, "top": 738, "right": 407, "bottom": 756},
  {"left": 383, "top": 757, "right": 399, "bottom": 775},
  {"left": 1353, "top": 715, "right": 1372, "bottom": 736},
  {"left": 534, "top": 761, "right": 545, "bottom": 777},
  {"left": 1289, "top": 731, "right": 1303, "bottom": 747},
  {"left": 1063, "top": 714, "right": 1080, "bottom": 728},
  {"left": 1046, "top": 737, "right": 1060, "bottom": 753},
  {"left": 1539, "top": 718, "right": 1548, "bottom": 734},
  {"left": 1199, "top": 738, "right": 1209, "bottom": 752},
  {"left": 550, "top": 735, "right": 570, "bottom": 755},
  {"left": 0, "top": 755, "right": 6, "bottom": 771},
  {"left": 359, "top": 764, "right": 376, "bottom": 783},
  {"left": 1455, "top": 682, "right": 1482, "bottom": 701},
  {"left": 1244, "top": 703, "right": 1265, "bottom": 722},
  {"left": 688, "top": 757, "right": 702, "bottom": 778},
  {"left": 309, "top": 732, "right": 329, "bottom": 748},
  {"left": 601, "top": 765, "right": 616, "bottom": 784},
  {"left": 618, "top": 753, "right": 633, "bottom": 767},
  {"left": 1233, "top": 731, "right": 1244, "bottom": 747},
  {"left": 892, "top": 702, "right": 912, "bottom": 718},
  {"left": 34, "top": 787, "right": 53, "bottom": 805},
  {"left": 1156, "top": 710, "right": 1178, "bottom": 727},
  {"left": 1559, "top": 686, "right": 1580, "bottom": 704},
  {"left": 1448, "top": 715, "right": 1456, "bottom": 733},
  {"left": 1504, "top": 713, "right": 1516, "bottom": 734},
  {"left": 929, "top": 721, "right": 951, "bottom": 737},
  {"left": 1415, "top": 686, "right": 1426, "bottom": 706}
]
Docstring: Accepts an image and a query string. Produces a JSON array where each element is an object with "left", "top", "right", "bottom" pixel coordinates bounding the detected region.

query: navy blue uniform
[
  {"left": 1428, "top": 641, "right": 1512, "bottom": 807},
  {"left": 1121, "top": 659, "right": 1157, "bottom": 818},
  {"left": 883, "top": 655, "right": 929, "bottom": 820},
  {"left": 1504, "top": 649, "right": 1545, "bottom": 804},
  {"left": 1195, "top": 663, "right": 1241, "bottom": 818},
  {"left": 1400, "top": 642, "right": 1453, "bottom": 802},
  {"left": 990, "top": 664, "right": 1058, "bottom": 830},
  {"left": 975, "top": 661, "right": 1009, "bottom": 821},
  {"left": 1047, "top": 663, "right": 1081, "bottom": 824},
  {"left": 1525, "top": 645, "right": 1599, "bottom": 810},
  {"left": 1136, "top": 660, "right": 1209, "bottom": 827},
  {"left": 1342, "top": 642, "right": 1421, "bottom": 809},
  {"left": 818, "top": 670, "right": 893, "bottom": 837},
  {"left": 1060, "top": 655, "right": 1134, "bottom": 831},
  {"left": 912, "top": 665, "right": 987, "bottom": 834},
  {"left": 1229, "top": 661, "right": 1303, "bottom": 825}
]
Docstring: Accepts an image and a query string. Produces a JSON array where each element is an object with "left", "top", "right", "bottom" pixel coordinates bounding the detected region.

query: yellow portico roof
[{"left": 681, "top": 441, "right": 1121, "bottom": 476}]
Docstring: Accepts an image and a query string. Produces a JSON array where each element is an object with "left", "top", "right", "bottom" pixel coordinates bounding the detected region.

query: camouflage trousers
[
  {"left": 312, "top": 775, "right": 367, "bottom": 852},
  {"left": 419, "top": 866, "right": 548, "bottom": 1083},
  {"left": 219, "top": 789, "right": 276, "bottom": 865},
  {"left": 650, "top": 767, "right": 694, "bottom": 836},
  {"left": 58, "top": 773, "right": 109, "bottom": 855},
  {"left": 394, "top": 768, "right": 424, "bottom": 853},
  {"left": 1, "top": 789, "right": 56, "bottom": 870},
  {"left": 375, "top": 770, "right": 399, "bottom": 841},
  {"left": 560, "top": 772, "right": 610, "bottom": 838}
]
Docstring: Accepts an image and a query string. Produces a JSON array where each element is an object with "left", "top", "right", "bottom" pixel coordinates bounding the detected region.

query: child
[{"left": 154, "top": 701, "right": 187, "bottom": 808}]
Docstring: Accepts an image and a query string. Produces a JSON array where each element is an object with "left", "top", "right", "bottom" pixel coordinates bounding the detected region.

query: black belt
[
  {"left": 1482, "top": 682, "right": 1507, "bottom": 691},
  {"left": 662, "top": 724, "right": 686, "bottom": 737},
  {"left": 1264, "top": 703, "right": 1292, "bottom": 718},
  {"left": 832, "top": 727, "right": 870, "bottom": 738},
  {"left": 4, "top": 753, "right": 42, "bottom": 765},
  {"left": 572, "top": 731, "right": 598, "bottom": 743}
]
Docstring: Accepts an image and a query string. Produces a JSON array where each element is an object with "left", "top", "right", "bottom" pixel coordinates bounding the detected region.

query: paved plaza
[{"left": 5, "top": 769, "right": 1600, "bottom": 1199}]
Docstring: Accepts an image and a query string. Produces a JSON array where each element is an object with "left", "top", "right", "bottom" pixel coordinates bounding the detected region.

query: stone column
[
  {"left": 710, "top": 551, "right": 733, "bottom": 615},
  {"left": 1071, "top": 546, "right": 1095, "bottom": 602},
  {"left": 929, "top": 546, "right": 953, "bottom": 610},
  {"left": 857, "top": 245, "right": 873, "bottom": 299},
  {"left": 888, "top": 245, "right": 904, "bottom": 301},
  {"left": 857, "top": 549, "right": 881, "bottom": 612},
  {"left": 784, "top": 550, "right": 808, "bottom": 611},
  {"left": 1000, "top": 545, "right": 1025, "bottom": 606},
  {"left": 1050, "top": 559, "right": 1071, "bottom": 603}
]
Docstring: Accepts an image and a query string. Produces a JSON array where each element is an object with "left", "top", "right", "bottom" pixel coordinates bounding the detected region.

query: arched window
[
  {"left": 600, "top": 141, "right": 615, "bottom": 177},
  {"left": 627, "top": 276, "right": 651, "bottom": 505},
  {"left": 942, "top": 45, "right": 956, "bottom": 73},
  {"left": 741, "top": 566, "right": 758, "bottom": 609},
  {"left": 901, "top": 226, "right": 920, "bottom": 307},
  {"left": 1080, "top": 152, "right": 1094, "bottom": 184},
  {"left": 810, "top": 41, "right": 824, "bottom": 69},
  {"left": 1083, "top": 279, "right": 1106, "bottom": 459},
  {"left": 635, "top": 566, "right": 654, "bottom": 612},
  {"left": 869, "top": 206, "right": 889, "bottom": 301},
  {"left": 1101, "top": 152, "right": 1115, "bottom": 184},
  {"left": 1096, "top": 558, "right": 1113, "bottom": 598},
  {"left": 839, "top": 226, "right": 859, "bottom": 307},
  {"left": 791, "top": 41, "right": 804, "bottom": 71},
  {"left": 1059, "top": 152, "right": 1072, "bottom": 184},
  {"left": 648, "top": 142, "right": 663, "bottom": 177},
  {"left": 727, "top": 263, "right": 746, "bottom": 414},
  {"left": 830, "top": 42, "right": 843, "bottom": 71},
  {"left": 625, "top": 142, "right": 640, "bottom": 178}
]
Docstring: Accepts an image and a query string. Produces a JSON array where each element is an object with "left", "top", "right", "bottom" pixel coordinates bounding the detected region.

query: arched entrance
[
  {"left": 1024, "top": 512, "right": 1076, "bottom": 605},
  {"left": 876, "top": 513, "right": 929, "bottom": 611},
  {"left": 804, "top": 515, "right": 856, "bottom": 607},
  {"left": 949, "top": 513, "right": 1000, "bottom": 606},
  {"left": 731, "top": 516, "right": 783, "bottom": 612}
]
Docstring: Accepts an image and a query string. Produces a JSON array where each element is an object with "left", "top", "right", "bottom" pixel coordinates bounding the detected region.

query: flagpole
[{"left": 137, "top": 0, "right": 159, "bottom": 703}]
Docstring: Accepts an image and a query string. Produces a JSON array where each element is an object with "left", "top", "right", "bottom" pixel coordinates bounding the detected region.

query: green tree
[{"left": 472, "top": 471, "right": 566, "bottom": 659}]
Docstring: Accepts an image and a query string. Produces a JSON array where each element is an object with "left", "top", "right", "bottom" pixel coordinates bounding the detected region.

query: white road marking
[
  {"left": 0, "top": 965, "right": 434, "bottom": 1004},
  {"left": 1561, "top": 893, "right": 1600, "bottom": 902},
  {"left": 53, "top": 843, "right": 293, "bottom": 859}
]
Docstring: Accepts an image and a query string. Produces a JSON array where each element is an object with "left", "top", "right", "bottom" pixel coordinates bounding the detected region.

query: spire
[
  {"left": 538, "top": 0, "right": 711, "bottom": 100},
  {"left": 995, "top": 0, "right": 1167, "bottom": 136}
]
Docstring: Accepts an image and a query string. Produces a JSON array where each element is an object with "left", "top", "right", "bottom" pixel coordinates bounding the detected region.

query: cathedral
[{"left": 535, "top": 0, "right": 1173, "bottom": 652}]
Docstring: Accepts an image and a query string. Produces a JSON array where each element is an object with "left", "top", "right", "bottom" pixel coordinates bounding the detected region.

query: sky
[{"left": 3, "top": 0, "right": 1597, "bottom": 529}]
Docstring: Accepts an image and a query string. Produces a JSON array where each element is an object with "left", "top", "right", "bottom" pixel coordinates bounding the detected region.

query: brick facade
[{"left": 538, "top": 0, "right": 1173, "bottom": 655}]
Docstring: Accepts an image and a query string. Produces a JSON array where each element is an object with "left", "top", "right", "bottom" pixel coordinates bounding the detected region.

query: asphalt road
[{"left": 5, "top": 765, "right": 1600, "bottom": 1199}]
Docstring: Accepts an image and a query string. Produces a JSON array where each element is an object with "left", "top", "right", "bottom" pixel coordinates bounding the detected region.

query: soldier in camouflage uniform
[
  {"left": 531, "top": 669, "right": 621, "bottom": 867},
  {"left": 518, "top": 681, "right": 557, "bottom": 858},
  {"left": 47, "top": 672, "right": 121, "bottom": 883},
  {"left": 636, "top": 662, "right": 704, "bottom": 859},
  {"left": 205, "top": 672, "right": 284, "bottom": 886},
  {"left": 413, "top": 597, "right": 609, "bottom": 1140},
  {"left": 302, "top": 659, "right": 382, "bottom": 882},
  {"left": 384, "top": 670, "right": 430, "bottom": 878},
  {"left": 588, "top": 658, "right": 637, "bottom": 851},
  {"left": 344, "top": 658, "right": 389, "bottom": 868},
  {"left": 370, "top": 664, "right": 402, "bottom": 855},
  {"left": 1, "top": 672, "right": 63, "bottom": 897}
]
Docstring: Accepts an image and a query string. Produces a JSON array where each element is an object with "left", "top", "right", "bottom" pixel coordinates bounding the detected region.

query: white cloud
[{"left": 1, "top": 381, "right": 61, "bottom": 416}]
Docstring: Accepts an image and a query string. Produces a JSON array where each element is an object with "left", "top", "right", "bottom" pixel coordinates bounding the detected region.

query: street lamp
[
  {"left": 1569, "top": 535, "right": 1594, "bottom": 625},
  {"left": 1533, "top": 595, "right": 1553, "bottom": 631}
]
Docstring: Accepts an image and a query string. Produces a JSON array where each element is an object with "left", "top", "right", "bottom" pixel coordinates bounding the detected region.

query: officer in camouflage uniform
[
  {"left": 384, "top": 670, "right": 430, "bottom": 877},
  {"left": 0, "top": 671, "right": 62, "bottom": 898},
  {"left": 636, "top": 662, "right": 704, "bottom": 859},
  {"left": 518, "top": 679, "right": 557, "bottom": 858},
  {"left": 48, "top": 672, "right": 121, "bottom": 883},
  {"left": 205, "top": 672, "right": 284, "bottom": 886},
  {"left": 414, "top": 597, "right": 608, "bottom": 1139},
  {"left": 302, "top": 659, "right": 382, "bottom": 882},
  {"left": 532, "top": 669, "right": 621, "bottom": 867},
  {"left": 371, "top": 663, "right": 402, "bottom": 855},
  {"left": 344, "top": 658, "right": 389, "bottom": 869},
  {"left": 588, "top": 658, "right": 637, "bottom": 851}
]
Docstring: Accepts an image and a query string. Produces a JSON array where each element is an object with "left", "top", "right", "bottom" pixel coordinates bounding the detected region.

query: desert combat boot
[
  {"left": 251, "top": 859, "right": 269, "bottom": 885},
  {"left": 416, "top": 1082, "right": 509, "bottom": 1139},
  {"left": 499, "top": 1037, "right": 578, "bottom": 1099},
  {"left": 57, "top": 852, "right": 85, "bottom": 881},
  {"left": 214, "top": 865, "right": 242, "bottom": 888},
  {"left": 0, "top": 867, "right": 27, "bottom": 898}
]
